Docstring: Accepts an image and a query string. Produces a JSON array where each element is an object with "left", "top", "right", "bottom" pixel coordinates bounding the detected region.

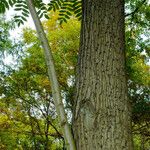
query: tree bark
[
  {"left": 73, "top": 0, "right": 133, "bottom": 149},
  {"left": 26, "top": 0, "right": 76, "bottom": 149}
]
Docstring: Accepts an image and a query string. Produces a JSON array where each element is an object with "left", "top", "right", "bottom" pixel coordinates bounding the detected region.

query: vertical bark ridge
[{"left": 73, "top": 0, "right": 133, "bottom": 149}]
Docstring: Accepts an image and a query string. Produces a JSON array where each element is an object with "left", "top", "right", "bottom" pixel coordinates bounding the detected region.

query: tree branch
[{"left": 0, "top": 129, "right": 62, "bottom": 138}]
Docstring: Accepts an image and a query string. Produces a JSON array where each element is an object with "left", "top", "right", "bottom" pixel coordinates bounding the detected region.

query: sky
[
  {"left": 3, "top": 0, "right": 49, "bottom": 65},
  {"left": 3, "top": 6, "right": 35, "bottom": 65},
  {"left": 6, "top": 7, "right": 35, "bottom": 38}
]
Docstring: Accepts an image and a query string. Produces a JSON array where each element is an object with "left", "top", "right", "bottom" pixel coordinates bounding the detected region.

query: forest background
[{"left": 0, "top": 0, "right": 150, "bottom": 149}]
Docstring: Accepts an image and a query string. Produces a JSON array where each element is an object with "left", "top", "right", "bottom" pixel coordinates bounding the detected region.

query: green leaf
[
  {"left": 14, "top": 8, "right": 22, "bottom": 11},
  {"left": 21, "top": 16, "right": 27, "bottom": 22},
  {"left": 22, "top": 12, "right": 29, "bottom": 17},
  {"left": 44, "top": 14, "right": 50, "bottom": 19}
]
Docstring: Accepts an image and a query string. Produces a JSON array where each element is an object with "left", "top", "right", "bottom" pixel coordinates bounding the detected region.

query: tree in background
[
  {"left": 125, "top": 1, "right": 150, "bottom": 148},
  {"left": 0, "top": 14, "right": 80, "bottom": 150}
]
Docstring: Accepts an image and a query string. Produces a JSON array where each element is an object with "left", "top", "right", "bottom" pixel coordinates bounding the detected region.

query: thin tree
[{"left": 26, "top": 0, "right": 76, "bottom": 150}]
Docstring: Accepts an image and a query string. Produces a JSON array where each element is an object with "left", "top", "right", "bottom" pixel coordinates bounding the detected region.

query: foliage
[
  {"left": 0, "top": 0, "right": 82, "bottom": 26},
  {"left": 0, "top": 15, "right": 24, "bottom": 75},
  {"left": 47, "top": 0, "right": 82, "bottom": 24},
  {"left": 0, "top": 13, "right": 80, "bottom": 149},
  {"left": 125, "top": 0, "right": 150, "bottom": 148},
  {"left": 1, "top": 0, "right": 149, "bottom": 25}
]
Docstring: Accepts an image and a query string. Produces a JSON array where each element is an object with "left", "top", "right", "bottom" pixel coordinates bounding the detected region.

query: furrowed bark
[
  {"left": 73, "top": 0, "right": 133, "bottom": 149},
  {"left": 26, "top": 0, "right": 76, "bottom": 149}
]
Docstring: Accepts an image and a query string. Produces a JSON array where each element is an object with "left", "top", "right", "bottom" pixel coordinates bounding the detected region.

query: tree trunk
[
  {"left": 73, "top": 0, "right": 133, "bottom": 149},
  {"left": 26, "top": 0, "right": 76, "bottom": 149}
]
